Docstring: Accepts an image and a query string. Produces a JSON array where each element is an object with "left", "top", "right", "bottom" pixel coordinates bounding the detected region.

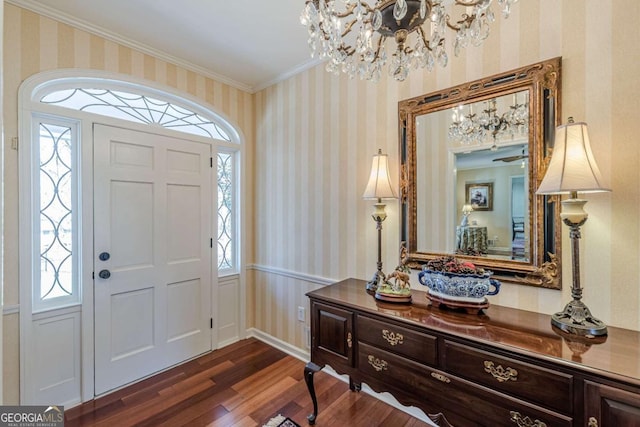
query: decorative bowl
[{"left": 418, "top": 268, "right": 501, "bottom": 302}]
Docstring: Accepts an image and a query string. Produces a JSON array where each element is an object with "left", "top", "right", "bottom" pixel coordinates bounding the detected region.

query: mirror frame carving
[{"left": 399, "top": 57, "right": 562, "bottom": 289}]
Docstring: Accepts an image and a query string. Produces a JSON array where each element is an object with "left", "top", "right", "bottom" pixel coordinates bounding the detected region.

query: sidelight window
[
  {"left": 217, "top": 152, "right": 235, "bottom": 272},
  {"left": 33, "top": 119, "right": 80, "bottom": 312}
]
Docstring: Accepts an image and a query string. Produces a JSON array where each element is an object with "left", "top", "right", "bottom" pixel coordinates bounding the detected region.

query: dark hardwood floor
[{"left": 65, "top": 338, "right": 431, "bottom": 427}]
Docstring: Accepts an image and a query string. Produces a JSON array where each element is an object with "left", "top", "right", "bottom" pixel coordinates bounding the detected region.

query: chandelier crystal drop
[
  {"left": 300, "top": 0, "right": 520, "bottom": 82},
  {"left": 448, "top": 93, "right": 528, "bottom": 145}
]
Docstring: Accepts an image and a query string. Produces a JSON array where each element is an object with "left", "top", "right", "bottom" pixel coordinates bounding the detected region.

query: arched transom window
[{"left": 41, "top": 87, "right": 232, "bottom": 141}]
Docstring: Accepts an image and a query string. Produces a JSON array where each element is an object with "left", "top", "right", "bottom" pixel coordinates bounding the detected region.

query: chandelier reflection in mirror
[
  {"left": 300, "top": 0, "right": 520, "bottom": 82},
  {"left": 448, "top": 92, "right": 528, "bottom": 146}
]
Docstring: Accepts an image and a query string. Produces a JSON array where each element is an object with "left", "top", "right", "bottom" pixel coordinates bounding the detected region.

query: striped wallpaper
[
  {"left": 252, "top": 0, "right": 640, "bottom": 352},
  {"left": 3, "top": 0, "right": 640, "bottom": 405}
]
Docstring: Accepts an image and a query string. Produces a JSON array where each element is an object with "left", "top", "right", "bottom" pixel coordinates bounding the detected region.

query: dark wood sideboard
[{"left": 304, "top": 278, "right": 640, "bottom": 427}]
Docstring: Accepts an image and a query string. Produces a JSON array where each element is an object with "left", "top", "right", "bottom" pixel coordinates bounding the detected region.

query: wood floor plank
[
  {"left": 94, "top": 378, "right": 215, "bottom": 427},
  {"left": 149, "top": 393, "right": 234, "bottom": 427},
  {"left": 64, "top": 338, "right": 432, "bottom": 427},
  {"left": 211, "top": 376, "right": 298, "bottom": 427}
]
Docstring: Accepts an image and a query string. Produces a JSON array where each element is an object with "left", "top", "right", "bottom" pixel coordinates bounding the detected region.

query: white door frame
[{"left": 18, "top": 71, "right": 246, "bottom": 405}]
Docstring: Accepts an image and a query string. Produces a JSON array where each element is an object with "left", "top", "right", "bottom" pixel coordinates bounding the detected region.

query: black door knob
[
  {"left": 99, "top": 252, "right": 110, "bottom": 261},
  {"left": 98, "top": 270, "right": 111, "bottom": 279}
]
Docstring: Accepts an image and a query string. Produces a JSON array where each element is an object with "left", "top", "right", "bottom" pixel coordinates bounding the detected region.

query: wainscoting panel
[
  {"left": 218, "top": 275, "right": 241, "bottom": 347},
  {"left": 27, "top": 310, "right": 81, "bottom": 406},
  {"left": 252, "top": 266, "right": 327, "bottom": 352}
]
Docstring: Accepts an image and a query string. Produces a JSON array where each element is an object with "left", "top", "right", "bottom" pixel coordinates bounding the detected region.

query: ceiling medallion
[{"left": 300, "top": 0, "right": 520, "bottom": 82}]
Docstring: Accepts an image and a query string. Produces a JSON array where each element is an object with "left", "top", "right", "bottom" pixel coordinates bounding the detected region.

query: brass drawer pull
[
  {"left": 484, "top": 360, "right": 518, "bottom": 382},
  {"left": 367, "top": 355, "right": 388, "bottom": 372},
  {"left": 509, "top": 411, "right": 547, "bottom": 427},
  {"left": 382, "top": 329, "right": 404, "bottom": 346},
  {"left": 588, "top": 417, "right": 598, "bottom": 427},
  {"left": 430, "top": 372, "right": 451, "bottom": 383},
  {"left": 347, "top": 332, "right": 352, "bottom": 348}
]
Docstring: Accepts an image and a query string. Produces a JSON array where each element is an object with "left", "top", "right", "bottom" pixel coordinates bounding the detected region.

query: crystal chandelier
[
  {"left": 300, "top": 0, "right": 520, "bottom": 82},
  {"left": 448, "top": 93, "right": 528, "bottom": 145}
]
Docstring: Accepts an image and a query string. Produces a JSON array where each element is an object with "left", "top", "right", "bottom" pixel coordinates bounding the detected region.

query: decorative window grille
[
  {"left": 35, "top": 121, "right": 79, "bottom": 310},
  {"left": 217, "top": 152, "right": 234, "bottom": 271},
  {"left": 41, "top": 88, "right": 232, "bottom": 142}
]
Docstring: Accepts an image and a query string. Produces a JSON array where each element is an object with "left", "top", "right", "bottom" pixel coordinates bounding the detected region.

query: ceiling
[{"left": 14, "top": 0, "right": 318, "bottom": 92}]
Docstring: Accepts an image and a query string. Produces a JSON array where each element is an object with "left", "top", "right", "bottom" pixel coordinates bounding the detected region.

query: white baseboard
[
  {"left": 216, "top": 337, "right": 241, "bottom": 349},
  {"left": 247, "top": 328, "right": 310, "bottom": 362},
  {"left": 247, "top": 328, "right": 436, "bottom": 426}
]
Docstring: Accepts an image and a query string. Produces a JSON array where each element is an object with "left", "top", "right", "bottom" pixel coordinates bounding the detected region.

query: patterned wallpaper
[{"left": 252, "top": 0, "right": 640, "bottom": 351}]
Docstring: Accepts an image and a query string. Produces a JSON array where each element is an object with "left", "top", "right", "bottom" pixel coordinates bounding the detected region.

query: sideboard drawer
[
  {"left": 358, "top": 342, "right": 572, "bottom": 427},
  {"left": 357, "top": 315, "right": 437, "bottom": 366},
  {"left": 443, "top": 340, "right": 573, "bottom": 414}
]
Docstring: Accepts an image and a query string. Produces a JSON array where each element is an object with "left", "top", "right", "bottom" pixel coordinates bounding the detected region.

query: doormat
[{"left": 263, "top": 414, "right": 301, "bottom": 427}]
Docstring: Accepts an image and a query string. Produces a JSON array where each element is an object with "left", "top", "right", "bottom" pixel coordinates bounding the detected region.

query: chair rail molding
[{"left": 248, "top": 264, "right": 336, "bottom": 286}]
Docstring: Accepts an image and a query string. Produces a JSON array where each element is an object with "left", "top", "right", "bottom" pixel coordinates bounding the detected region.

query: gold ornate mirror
[{"left": 399, "top": 58, "right": 562, "bottom": 288}]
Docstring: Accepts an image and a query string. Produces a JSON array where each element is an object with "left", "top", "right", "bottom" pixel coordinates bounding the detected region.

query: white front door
[{"left": 93, "top": 124, "right": 212, "bottom": 395}]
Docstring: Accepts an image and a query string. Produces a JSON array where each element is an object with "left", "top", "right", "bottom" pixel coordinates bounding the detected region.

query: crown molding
[
  {"left": 253, "top": 58, "right": 323, "bottom": 93},
  {"left": 7, "top": 0, "right": 255, "bottom": 93}
]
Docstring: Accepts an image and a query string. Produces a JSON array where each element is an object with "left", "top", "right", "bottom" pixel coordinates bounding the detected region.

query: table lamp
[
  {"left": 363, "top": 149, "right": 398, "bottom": 292},
  {"left": 460, "top": 204, "right": 474, "bottom": 227},
  {"left": 536, "top": 117, "right": 610, "bottom": 336}
]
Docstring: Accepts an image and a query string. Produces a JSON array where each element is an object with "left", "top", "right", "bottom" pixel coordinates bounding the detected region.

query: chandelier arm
[
  {"left": 416, "top": 26, "right": 434, "bottom": 52},
  {"left": 341, "top": 18, "right": 359, "bottom": 38},
  {"left": 372, "top": 35, "right": 386, "bottom": 62},
  {"left": 446, "top": 13, "right": 476, "bottom": 31},
  {"left": 342, "top": 46, "right": 356, "bottom": 57},
  {"left": 453, "top": 0, "right": 485, "bottom": 6},
  {"left": 316, "top": 20, "right": 355, "bottom": 47},
  {"left": 331, "top": 4, "right": 355, "bottom": 18}
]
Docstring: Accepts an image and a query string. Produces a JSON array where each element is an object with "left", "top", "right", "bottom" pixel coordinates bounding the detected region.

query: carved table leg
[{"left": 304, "top": 362, "right": 322, "bottom": 425}]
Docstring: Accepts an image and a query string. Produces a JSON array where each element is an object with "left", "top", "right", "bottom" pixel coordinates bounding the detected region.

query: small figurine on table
[{"left": 374, "top": 245, "right": 412, "bottom": 303}]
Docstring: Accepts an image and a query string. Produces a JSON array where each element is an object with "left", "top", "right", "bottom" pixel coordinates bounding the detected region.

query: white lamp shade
[
  {"left": 462, "top": 204, "right": 474, "bottom": 214},
  {"left": 363, "top": 149, "right": 398, "bottom": 199},
  {"left": 537, "top": 120, "right": 610, "bottom": 195}
]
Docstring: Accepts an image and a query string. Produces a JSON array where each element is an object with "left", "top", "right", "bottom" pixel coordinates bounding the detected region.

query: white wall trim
[
  {"left": 247, "top": 264, "right": 336, "bottom": 286},
  {"left": 252, "top": 58, "right": 322, "bottom": 93},
  {"left": 247, "top": 328, "right": 310, "bottom": 363},
  {"left": 248, "top": 329, "right": 435, "bottom": 426},
  {"left": 3, "top": 305, "right": 18, "bottom": 316}
]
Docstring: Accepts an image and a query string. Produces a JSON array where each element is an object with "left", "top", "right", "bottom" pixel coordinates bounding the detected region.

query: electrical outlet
[{"left": 297, "top": 306, "right": 305, "bottom": 322}]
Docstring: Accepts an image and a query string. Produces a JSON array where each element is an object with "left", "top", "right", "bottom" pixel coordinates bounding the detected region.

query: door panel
[
  {"left": 110, "top": 180, "right": 154, "bottom": 268},
  {"left": 167, "top": 279, "right": 203, "bottom": 342},
  {"left": 110, "top": 287, "right": 155, "bottom": 359},
  {"left": 94, "top": 124, "right": 212, "bottom": 395}
]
